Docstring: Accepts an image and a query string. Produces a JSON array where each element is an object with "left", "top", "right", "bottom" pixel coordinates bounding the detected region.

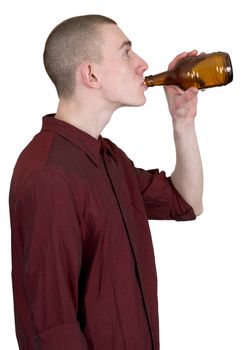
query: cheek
[
  {"left": 103, "top": 83, "right": 128, "bottom": 102},
  {"left": 99, "top": 62, "right": 140, "bottom": 102},
  {"left": 101, "top": 72, "right": 129, "bottom": 98}
]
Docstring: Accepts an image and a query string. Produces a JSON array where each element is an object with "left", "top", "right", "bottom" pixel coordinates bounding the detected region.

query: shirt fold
[{"left": 34, "top": 322, "right": 88, "bottom": 350}]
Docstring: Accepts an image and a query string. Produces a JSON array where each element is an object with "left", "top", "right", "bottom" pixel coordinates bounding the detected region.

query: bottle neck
[{"left": 144, "top": 70, "right": 177, "bottom": 87}]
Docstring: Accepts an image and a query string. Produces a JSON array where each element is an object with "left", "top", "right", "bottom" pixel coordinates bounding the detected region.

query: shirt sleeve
[
  {"left": 12, "top": 169, "right": 88, "bottom": 349},
  {"left": 134, "top": 167, "right": 196, "bottom": 221}
]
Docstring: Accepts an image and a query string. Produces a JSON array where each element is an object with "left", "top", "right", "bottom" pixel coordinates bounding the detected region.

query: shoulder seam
[{"left": 13, "top": 168, "right": 74, "bottom": 208}]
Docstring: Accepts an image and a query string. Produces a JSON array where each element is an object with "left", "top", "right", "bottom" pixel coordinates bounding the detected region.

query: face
[{"left": 96, "top": 24, "right": 149, "bottom": 109}]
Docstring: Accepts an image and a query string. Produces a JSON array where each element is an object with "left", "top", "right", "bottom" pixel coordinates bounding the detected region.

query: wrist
[{"left": 172, "top": 118, "right": 196, "bottom": 134}]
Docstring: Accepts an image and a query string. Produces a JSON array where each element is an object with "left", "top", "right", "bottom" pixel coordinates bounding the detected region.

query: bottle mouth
[{"left": 144, "top": 75, "right": 154, "bottom": 87}]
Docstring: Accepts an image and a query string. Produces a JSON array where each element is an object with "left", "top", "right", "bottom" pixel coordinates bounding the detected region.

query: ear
[{"left": 78, "top": 62, "right": 101, "bottom": 88}]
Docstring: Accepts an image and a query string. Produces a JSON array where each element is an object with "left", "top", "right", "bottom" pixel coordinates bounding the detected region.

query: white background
[{"left": 1, "top": 0, "right": 245, "bottom": 349}]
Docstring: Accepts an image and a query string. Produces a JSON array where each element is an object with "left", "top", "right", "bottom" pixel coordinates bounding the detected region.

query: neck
[{"left": 55, "top": 96, "right": 114, "bottom": 139}]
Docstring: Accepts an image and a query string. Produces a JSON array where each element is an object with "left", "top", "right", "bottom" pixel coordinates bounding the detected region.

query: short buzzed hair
[{"left": 43, "top": 15, "right": 116, "bottom": 98}]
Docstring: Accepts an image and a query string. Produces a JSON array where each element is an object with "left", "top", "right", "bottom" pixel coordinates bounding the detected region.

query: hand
[{"left": 164, "top": 50, "right": 199, "bottom": 124}]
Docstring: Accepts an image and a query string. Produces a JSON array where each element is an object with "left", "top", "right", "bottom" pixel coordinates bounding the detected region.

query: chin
[
  {"left": 136, "top": 97, "right": 147, "bottom": 107},
  {"left": 131, "top": 95, "right": 147, "bottom": 107},
  {"left": 119, "top": 94, "right": 146, "bottom": 108}
]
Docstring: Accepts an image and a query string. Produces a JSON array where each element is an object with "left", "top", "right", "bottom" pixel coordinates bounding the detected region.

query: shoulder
[{"left": 10, "top": 167, "right": 72, "bottom": 206}]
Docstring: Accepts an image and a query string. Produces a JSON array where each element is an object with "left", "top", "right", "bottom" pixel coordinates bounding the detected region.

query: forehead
[{"left": 100, "top": 24, "right": 130, "bottom": 50}]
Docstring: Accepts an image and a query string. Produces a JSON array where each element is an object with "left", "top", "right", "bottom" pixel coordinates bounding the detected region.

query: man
[{"left": 9, "top": 14, "right": 203, "bottom": 350}]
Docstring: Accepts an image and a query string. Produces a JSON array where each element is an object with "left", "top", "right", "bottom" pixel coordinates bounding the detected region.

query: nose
[{"left": 135, "top": 53, "right": 149, "bottom": 74}]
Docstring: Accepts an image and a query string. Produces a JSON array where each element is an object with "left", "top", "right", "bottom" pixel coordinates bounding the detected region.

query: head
[{"left": 43, "top": 15, "right": 148, "bottom": 108}]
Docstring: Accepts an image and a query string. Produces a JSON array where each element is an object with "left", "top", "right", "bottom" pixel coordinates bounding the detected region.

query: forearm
[
  {"left": 163, "top": 51, "right": 203, "bottom": 215},
  {"left": 170, "top": 120, "right": 203, "bottom": 216}
]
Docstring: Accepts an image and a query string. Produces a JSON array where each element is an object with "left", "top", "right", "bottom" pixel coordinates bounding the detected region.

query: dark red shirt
[{"left": 9, "top": 115, "right": 195, "bottom": 350}]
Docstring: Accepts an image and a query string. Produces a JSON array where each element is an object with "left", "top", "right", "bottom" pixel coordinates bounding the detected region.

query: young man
[{"left": 9, "top": 15, "right": 203, "bottom": 350}]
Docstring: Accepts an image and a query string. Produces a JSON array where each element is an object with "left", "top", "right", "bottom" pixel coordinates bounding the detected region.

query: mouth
[{"left": 141, "top": 81, "right": 148, "bottom": 90}]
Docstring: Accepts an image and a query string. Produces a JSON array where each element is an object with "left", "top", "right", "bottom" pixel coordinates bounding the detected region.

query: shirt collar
[{"left": 42, "top": 114, "right": 111, "bottom": 166}]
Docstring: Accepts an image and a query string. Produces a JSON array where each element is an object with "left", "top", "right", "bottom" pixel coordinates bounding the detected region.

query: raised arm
[{"left": 164, "top": 50, "right": 204, "bottom": 216}]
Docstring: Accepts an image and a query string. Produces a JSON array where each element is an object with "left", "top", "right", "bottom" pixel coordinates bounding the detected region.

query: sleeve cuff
[{"left": 168, "top": 177, "right": 196, "bottom": 221}]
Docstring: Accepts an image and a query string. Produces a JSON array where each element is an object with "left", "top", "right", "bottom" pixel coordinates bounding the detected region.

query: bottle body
[{"left": 144, "top": 51, "right": 233, "bottom": 90}]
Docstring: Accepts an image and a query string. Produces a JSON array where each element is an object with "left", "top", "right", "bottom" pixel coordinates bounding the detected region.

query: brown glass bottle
[{"left": 144, "top": 51, "right": 233, "bottom": 90}]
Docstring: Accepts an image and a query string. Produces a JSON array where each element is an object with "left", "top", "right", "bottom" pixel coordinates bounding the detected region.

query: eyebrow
[{"left": 118, "top": 40, "right": 132, "bottom": 50}]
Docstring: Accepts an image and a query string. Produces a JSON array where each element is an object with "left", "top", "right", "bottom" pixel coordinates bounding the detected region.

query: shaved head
[{"left": 43, "top": 15, "right": 116, "bottom": 98}]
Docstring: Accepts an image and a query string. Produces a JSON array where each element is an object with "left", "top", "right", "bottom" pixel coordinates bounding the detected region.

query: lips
[{"left": 141, "top": 81, "right": 148, "bottom": 90}]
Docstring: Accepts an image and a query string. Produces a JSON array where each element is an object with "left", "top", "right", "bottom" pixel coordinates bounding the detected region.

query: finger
[
  {"left": 164, "top": 85, "right": 183, "bottom": 96},
  {"left": 168, "top": 51, "right": 187, "bottom": 70},
  {"left": 186, "top": 49, "right": 198, "bottom": 57},
  {"left": 184, "top": 87, "right": 199, "bottom": 101},
  {"left": 168, "top": 50, "right": 198, "bottom": 70}
]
